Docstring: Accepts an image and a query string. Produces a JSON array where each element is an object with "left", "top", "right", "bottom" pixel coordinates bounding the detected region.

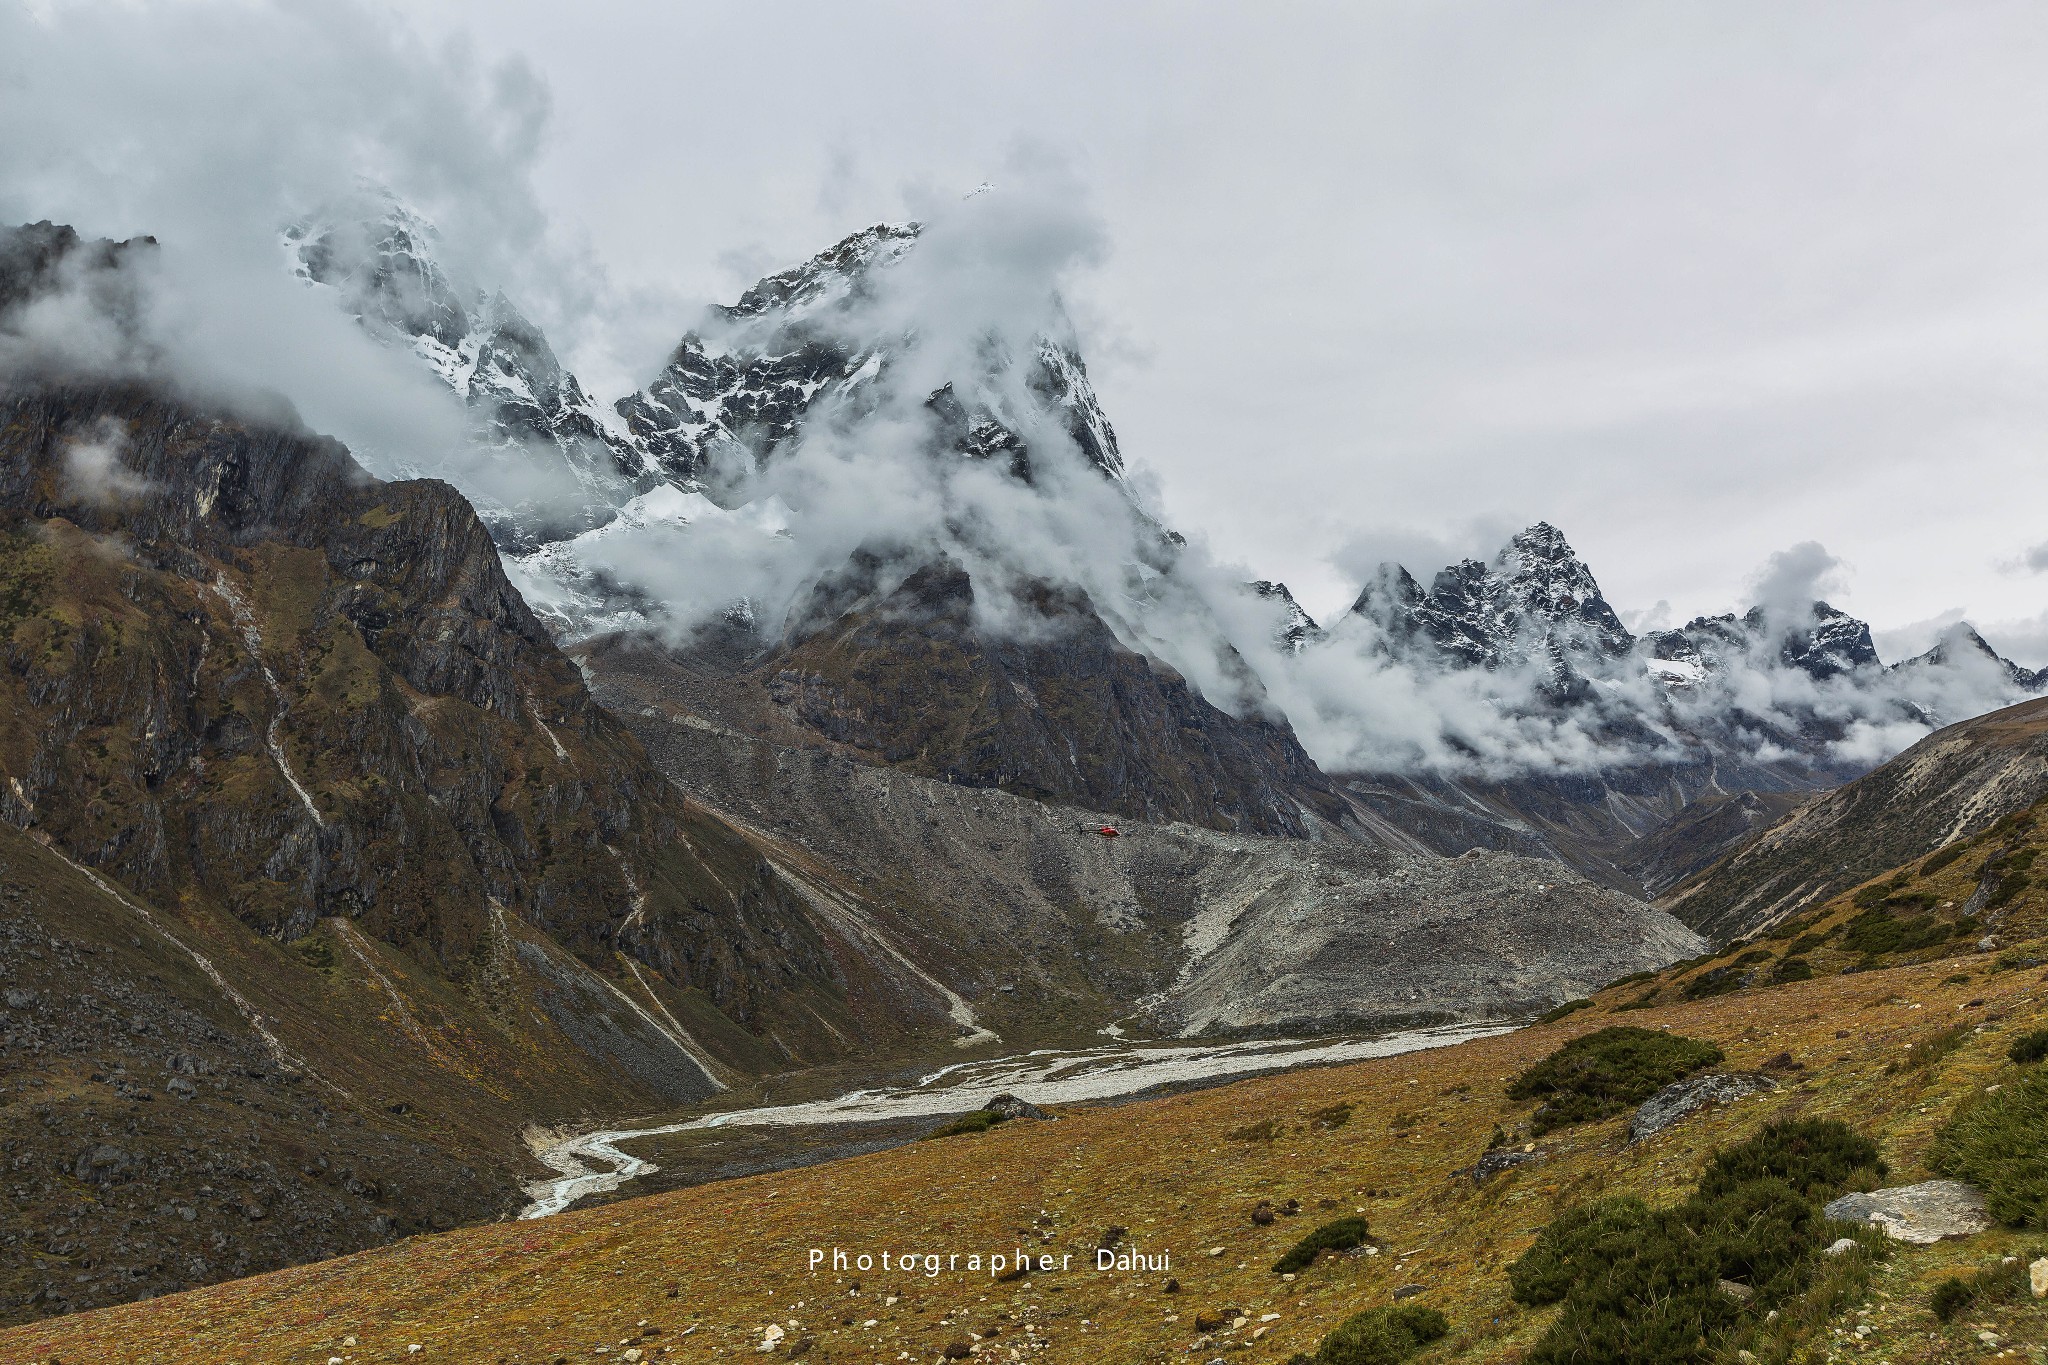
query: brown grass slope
[{"left": 7, "top": 919, "right": 2043, "bottom": 1364}]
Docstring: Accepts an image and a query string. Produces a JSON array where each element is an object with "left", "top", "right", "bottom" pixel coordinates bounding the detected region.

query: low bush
[
  {"left": 1930, "top": 1067, "right": 2048, "bottom": 1228},
  {"left": 1772, "top": 957, "right": 1814, "bottom": 983},
  {"left": 1271, "top": 1216, "right": 1372, "bottom": 1274},
  {"left": 1930, "top": 1258, "right": 2028, "bottom": 1322},
  {"left": 1921, "top": 843, "right": 1971, "bottom": 876},
  {"left": 1507, "top": 1197, "right": 1653, "bottom": 1306},
  {"left": 921, "top": 1110, "right": 1006, "bottom": 1139},
  {"left": 1536, "top": 998, "right": 1593, "bottom": 1024},
  {"left": 1228, "top": 1117, "right": 1283, "bottom": 1143},
  {"left": 1839, "top": 906, "right": 1954, "bottom": 957},
  {"left": 1508, "top": 1120, "right": 1884, "bottom": 1365},
  {"left": 2010, "top": 1028, "right": 2048, "bottom": 1065},
  {"left": 1929, "top": 1275, "right": 1973, "bottom": 1322},
  {"left": 1308, "top": 1102, "right": 1353, "bottom": 1130},
  {"left": 1507, "top": 1027, "right": 1724, "bottom": 1135},
  {"left": 1312, "top": 1303, "right": 1448, "bottom": 1365}
]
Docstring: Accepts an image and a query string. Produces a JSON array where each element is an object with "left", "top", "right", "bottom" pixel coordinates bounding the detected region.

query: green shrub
[
  {"left": 1508, "top": 1197, "right": 1653, "bottom": 1306},
  {"left": 1930, "top": 1068, "right": 2048, "bottom": 1228},
  {"left": 2010, "top": 1028, "right": 2048, "bottom": 1065},
  {"left": 1683, "top": 966, "right": 1747, "bottom": 1000},
  {"left": 1309, "top": 1102, "right": 1354, "bottom": 1130},
  {"left": 1772, "top": 957, "right": 1814, "bottom": 983},
  {"left": 1314, "top": 1303, "right": 1447, "bottom": 1365},
  {"left": 1786, "top": 932, "right": 1829, "bottom": 956},
  {"left": 1929, "top": 1275, "right": 1974, "bottom": 1322},
  {"left": 922, "top": 1109, "right": 1006, "bottom": 1139},
  {"left": 1537, "top": 998, "right": 1593, "bottom": 1024},
  {"left": 1692, "top": 1117, "right": 1884, "bottom": 1203},
  {"left": 1507, "top": 1027, "right": 1724, "bottom": 1135},
  {"left": 1272, "top": 1216, "right": 1372, "bottom": 1274},
  {"left": 1839, "top": 906, "right": 1953, "bottom": 956},
  {"left": 1509, "top": 1120, "right": 1883, "bottom": 1365},
  {"left": 1921, "top": 843, "right": 1971, "bottom": 876}
]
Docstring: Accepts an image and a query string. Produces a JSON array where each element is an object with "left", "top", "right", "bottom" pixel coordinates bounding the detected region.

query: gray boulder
[
  {"left": 985, "top": 1093, "right": 1053, "bottom": 1122},
  {"left": 1628, "top": 1072, "right": 1776, "bottom": 1143},
  {"left": 1822, "top": 1180, "right": 1991, "bottom": 1244}
]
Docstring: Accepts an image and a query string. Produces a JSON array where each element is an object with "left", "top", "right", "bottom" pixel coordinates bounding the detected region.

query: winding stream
[{"left": 519, "top": 1021, "right": 1514, "bottom": 1218}]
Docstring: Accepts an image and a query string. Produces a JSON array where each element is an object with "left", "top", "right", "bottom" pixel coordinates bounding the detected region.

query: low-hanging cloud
[{"left": 0, "top": 0, "right": 661, "bottom": 510}]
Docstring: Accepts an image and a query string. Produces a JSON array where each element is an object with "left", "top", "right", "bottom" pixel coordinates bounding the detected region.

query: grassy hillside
[{"left": 7, "top": 925, "right": 2042, "bottom": 1362}]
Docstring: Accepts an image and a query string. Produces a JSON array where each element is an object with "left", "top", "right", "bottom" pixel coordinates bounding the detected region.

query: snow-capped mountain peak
[{"left": 1346, "top": 521, "right": 1633, "bottom": 672}]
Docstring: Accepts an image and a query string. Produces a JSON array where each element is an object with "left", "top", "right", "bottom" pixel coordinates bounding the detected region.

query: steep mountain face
[
  {"left": 596, "top": 558, "right": 1347, "bottom": 837},
  {"left": 0, "top": 380, "right": 856, "bottom": 1039},
  {"left": 1664, "top": 694, "right": 2048, "bottom": 940}
]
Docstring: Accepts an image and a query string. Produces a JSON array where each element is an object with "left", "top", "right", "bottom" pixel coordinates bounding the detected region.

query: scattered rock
[
  {"left": 1464, "top": 1146, "right": 1541, "bottom": 1181},
  {"left": 1249, "top": 1201, "right": 1275, "bottom": 1226},
  {"left": 1759, "top": 1051, "right": 1803, "bottom": 1073},
  {"left": 1824, "top": 1238, "right": 1859, "bottom": 1256},
  {"left": 1821, "top": 1180, "right": 1991, "bottom": 1243},
  {"left": 984, "top": 1093, "right": 1051, "bottom": 1122},
  {"left": 1393, "top": 1284, "right": 1428, "bottom": 1300},
  {"left": 1717, "top": 1279, "right": 1754, "bottom": 1303},
  {"left": 1628, "top": 1072, "right": 1776, "bottom": 1143},
  {"left": 2031, "top": 1256, "right": 2048, "bottom": 1299}
]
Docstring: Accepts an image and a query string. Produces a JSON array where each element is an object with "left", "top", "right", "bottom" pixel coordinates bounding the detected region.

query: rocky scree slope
[
  {"left": 583, "top": 633, "right": 1704, "bottom": 1040},
  {"left": 0, "top": 823, "right": 510, "bottom": 1325}
]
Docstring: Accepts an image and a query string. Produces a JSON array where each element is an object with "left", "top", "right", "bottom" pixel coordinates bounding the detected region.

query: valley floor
[{"left": 4, "top": 950, "right": 2045, "bottom": 1363}]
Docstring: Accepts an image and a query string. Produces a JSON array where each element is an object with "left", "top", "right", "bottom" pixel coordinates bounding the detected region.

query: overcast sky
[{"left": 17, "top": 1, "right": 2048, "bottom": 662}]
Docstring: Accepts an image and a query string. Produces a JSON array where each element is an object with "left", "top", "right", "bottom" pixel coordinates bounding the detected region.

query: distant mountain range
[{"left": 283, "top": 195, "right": 2044, "bottom": 895}]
